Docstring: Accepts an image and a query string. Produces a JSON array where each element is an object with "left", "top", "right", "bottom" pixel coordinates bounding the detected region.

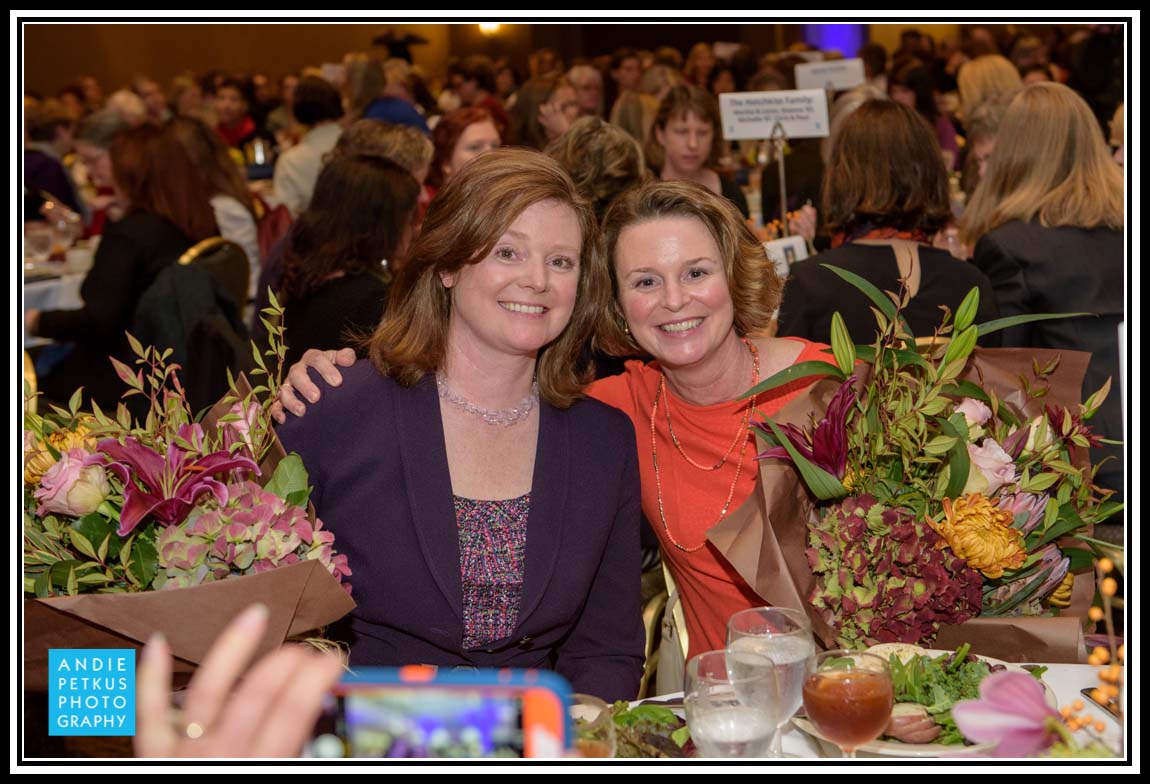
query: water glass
[
  {"left": 727, "top": 606, "right": 816, "bottom": 756},
  {"left": 25, "top": 223, "right": 53, "bottom": 265},
  {"left": 569, "top": 693, "right": 615, "bottom": 758},
  {"left": 685, "top": 649, "right": 778, "bottom": 758}
]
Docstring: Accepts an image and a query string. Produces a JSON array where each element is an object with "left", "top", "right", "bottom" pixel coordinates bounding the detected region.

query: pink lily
[
  {"left": 98, "top": 423, "right": 259, "bottom": 536},
  {"left": 952, "top": 671, "right": 1061, "bottom": 757}
]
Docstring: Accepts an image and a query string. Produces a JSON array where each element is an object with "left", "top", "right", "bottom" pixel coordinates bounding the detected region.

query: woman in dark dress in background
[
  {"left": 26, "top": 124, "right": 218, "bottom": 408},
  {"left": 278, "top": 155, "right": 420, "bottom": 367},
  {"left": 777, "top": 100, "right": 998, "bottom": 346}
]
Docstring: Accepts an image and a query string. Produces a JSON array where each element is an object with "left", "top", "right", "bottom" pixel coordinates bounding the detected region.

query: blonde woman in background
[
  {"left": 960, "top": 82, "right": 1124, "bottom": 501},
  {"left": 956, "top": 54, "right": 1022, "bottom": 124}
]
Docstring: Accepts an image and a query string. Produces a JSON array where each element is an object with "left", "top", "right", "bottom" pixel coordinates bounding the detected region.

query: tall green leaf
[
  {"left": 976, "top": 312, "right": 1092, "bottom": 338},
  {"left": 935, "top": 416, "right": 970, "bottom": 499},
  {"left": 739, "top": 361, "right": 844, "bottom": 400},
  {"left": 757, "top": 418, "right": 847, "bottom": 501},
  {"left": 820, "top": 264, "right": 898, "bottom": 321}
]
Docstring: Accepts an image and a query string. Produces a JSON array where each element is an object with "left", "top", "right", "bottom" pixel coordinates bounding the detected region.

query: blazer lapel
[
  {"left": 394, "top": 375, "right": 465, "bottom": 624},
  {"left": 515, "top": 401, "right": 567, "bottom": 628}
]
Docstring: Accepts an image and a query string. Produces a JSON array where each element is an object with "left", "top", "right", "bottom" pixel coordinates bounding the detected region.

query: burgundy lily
[
  {"left": 755, "top": 377, "right": 857, "bottom": 478},
  {"left": 98, "top": 423, "right": 259, "bottom": 536}
]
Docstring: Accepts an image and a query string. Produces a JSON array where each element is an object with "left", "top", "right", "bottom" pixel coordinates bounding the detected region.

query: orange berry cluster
[{"left": 1060, "top": 700, "right": 1108, "bottom": 734}]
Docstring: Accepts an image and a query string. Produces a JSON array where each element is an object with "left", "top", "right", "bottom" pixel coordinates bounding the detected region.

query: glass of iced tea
[{"left": 802, "top": 650, "right": 893, "bottom": 758}]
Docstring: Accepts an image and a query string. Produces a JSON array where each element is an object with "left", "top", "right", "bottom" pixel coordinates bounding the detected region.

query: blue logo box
[{"left": 48, "top": 649, "right": 136, "bottom": 736}]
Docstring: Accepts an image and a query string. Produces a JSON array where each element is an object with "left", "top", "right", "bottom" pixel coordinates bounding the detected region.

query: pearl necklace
[{"left": 436, "top": 374, "right": 539, "bottom": 427}]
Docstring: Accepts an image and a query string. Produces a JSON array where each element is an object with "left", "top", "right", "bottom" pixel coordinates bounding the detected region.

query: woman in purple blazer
[{"left": 277, "top": 149, "right": 644, "bottom": 702}]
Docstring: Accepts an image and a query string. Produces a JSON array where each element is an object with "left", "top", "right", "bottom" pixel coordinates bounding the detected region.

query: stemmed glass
[
  {"left": 727, "top": 607, "right": 816, "bottom": 757},
  {"left": 802, "top": 650, "right": 894, "bottom": 758},
  {"left": 684, "top": 649, "right": 778, "bottom": 758},
  {"left": 569, "top": 693, "right": 616, "bottom": 758}
]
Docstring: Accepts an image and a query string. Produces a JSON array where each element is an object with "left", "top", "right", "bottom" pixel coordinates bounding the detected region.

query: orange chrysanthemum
[{"left": 931, "top": 494, "right": 1027, "bottom": 579}]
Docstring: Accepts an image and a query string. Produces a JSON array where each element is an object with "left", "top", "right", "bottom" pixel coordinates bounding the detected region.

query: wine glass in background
[
  {"left": 684, "top": 649, "right": 778, "bottom": 759},
  {"left": 802, "top": 650, "right": 893, "bottom": 758},
  {"left": 24, "top": 223, "right": 53, "bottom": 266},
  {"left": 569, "top": 693, "right": 615, "bottom": 758},
  {"left": 727, "top": 607, "right": 816, "bottom": 757}
]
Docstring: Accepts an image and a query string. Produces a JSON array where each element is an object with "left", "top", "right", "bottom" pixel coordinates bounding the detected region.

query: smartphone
[
  {"left": 1080, "top": 687, "right": 1122, "bottom": 720},
  {"left": 305, "top": 666, "right": 572, "bottom": 759}
]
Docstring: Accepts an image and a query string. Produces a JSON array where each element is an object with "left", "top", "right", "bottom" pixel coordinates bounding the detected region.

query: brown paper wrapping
[
  {"left": 23, "top": 559, "right": 355, "bottom": 692},
  {"left": 707, "top": 347, "right": 1097, "bottom": 659},
  {"left": 24, "top": 375, "right": 355, "bottom": 692}
]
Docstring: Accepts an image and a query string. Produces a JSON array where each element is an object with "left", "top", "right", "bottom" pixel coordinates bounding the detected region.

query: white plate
[{"left": 793, "top": 649, "right": 1056, "bottom": 758}]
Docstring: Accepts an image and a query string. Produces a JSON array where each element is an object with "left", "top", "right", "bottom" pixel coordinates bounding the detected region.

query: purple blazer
[{"left": 277, "top": 361, "right": 645, "bottom": 702}]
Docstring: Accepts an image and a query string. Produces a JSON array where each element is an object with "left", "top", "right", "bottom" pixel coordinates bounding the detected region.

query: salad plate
[{"left": 793, "top": 648, "right": 1055, "bottom": 758}]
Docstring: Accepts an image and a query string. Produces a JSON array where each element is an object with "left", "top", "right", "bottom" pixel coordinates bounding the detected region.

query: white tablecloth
[{"left": 23, "top": 272, "right": 84, "bottom": 347}]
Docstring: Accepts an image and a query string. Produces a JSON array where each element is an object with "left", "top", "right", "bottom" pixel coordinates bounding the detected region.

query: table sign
[
  {"left": 795, "top": 58, "right": 866, "bottom": 91},
  {"left": 719, "top": 90, "right": 830, "bottom": 140}
]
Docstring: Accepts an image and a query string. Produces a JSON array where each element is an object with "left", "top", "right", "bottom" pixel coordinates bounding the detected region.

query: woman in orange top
[{"left": 274, "top": 179, "right": 824, "bottom": 661}]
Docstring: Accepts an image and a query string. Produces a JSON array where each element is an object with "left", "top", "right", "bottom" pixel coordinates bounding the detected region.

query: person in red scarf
[
  {"left": 776, "top": 100, "right": 999, "bottom": 346},
  {"left": 214, "top": 76, "right": 261, "bottom": 151}
]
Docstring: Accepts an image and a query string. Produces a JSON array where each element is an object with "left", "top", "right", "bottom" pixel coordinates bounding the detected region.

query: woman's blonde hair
[
  {"left": 960, "top": 82, "right": 1124, "bottom": 245},
  {"left": 366, "top": 148, "right": 603, "bottom": 408},
  {"left": 957, "top": 54, "right": 1022, "bottom": 121},
  {"left": 596, "top": 179, "right": 781, "bottom": 356}
]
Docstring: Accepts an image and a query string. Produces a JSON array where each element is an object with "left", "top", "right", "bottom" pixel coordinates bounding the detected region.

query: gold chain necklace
[
  {"left": 650, "top": 339, "right": 761, "bottom": 553},
  {"left": 664, "top": 340, "right": 760, "bottom": 470}
]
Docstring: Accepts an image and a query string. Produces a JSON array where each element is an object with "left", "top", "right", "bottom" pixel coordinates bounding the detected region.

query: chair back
[{"left": 179, "top": 237, "right": 250, "bottom": 312}]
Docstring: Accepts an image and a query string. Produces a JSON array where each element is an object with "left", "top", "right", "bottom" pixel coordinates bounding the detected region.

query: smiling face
[
  {"left": 441, "top": 199, "right": 582, "bottom": 361},
  {"left": 444, "top": 120, "right": 501, "bottom": 181},
  {"left": 614, "top": 215, "right": 737, "bottom": 370},
  {"left": 655, "top": 111, "right": 713, "bottom": 176}
]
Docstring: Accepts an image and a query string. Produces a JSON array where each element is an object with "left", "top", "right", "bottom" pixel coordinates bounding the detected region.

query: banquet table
[
  {"left": 650, "top": 663, "right": 1123, "bottom": 759},
  {"left": 23, "top": 270, "right": 84, "bottom": 347}
]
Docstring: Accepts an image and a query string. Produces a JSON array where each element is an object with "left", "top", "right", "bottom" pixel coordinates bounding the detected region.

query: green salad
[{"left": 885, "top": 643, "right": 1047, "bottom": 745}]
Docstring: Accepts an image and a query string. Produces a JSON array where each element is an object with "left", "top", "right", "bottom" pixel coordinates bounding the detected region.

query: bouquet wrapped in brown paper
[
  {"left": 711, "top": 271, "right": 1120, "bottom": 663},
  {"left": 22, "top": 299, "right": 355, "bottom": 692}
]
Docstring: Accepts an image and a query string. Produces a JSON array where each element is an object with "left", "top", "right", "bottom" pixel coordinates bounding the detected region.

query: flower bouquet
[
  {"left": 738, "top": 267, "right": 1120, "bottom": 657},
  {"left": 22, "top": 296, "right": 355, "bottom": 692}
]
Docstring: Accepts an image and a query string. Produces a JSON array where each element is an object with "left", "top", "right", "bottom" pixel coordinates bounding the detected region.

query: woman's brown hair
[
  {"left": 507, "top": 74, "right": 569, "bottom": 150},
  {"left": 366, "top": 147, "right": 604, "bottom": 408},
  {"left": 596, "top": 179, "right": 781, "bottom": 357},
  {"left": 821, "top": 99, "right": 952, "bottom": 238},
  {"left": 644, "top": 85, "right": 722, "bottom": 173},
  {"left": 109, "top": 123, "right": 218, "bottom": 242},
  {"left": 167, "top": 115, "right": 257, "bottom": 218},
  {"left": 280, "top": 155, "right": 419, "bottom": 303},
  {"left": 960, "top": 82, "right": 1124, "bottom": 245},
  {"left": 544, "top": 116, "right": 648, "bottom": 220}
]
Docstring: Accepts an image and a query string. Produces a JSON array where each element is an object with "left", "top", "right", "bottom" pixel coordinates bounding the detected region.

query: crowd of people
[{"left": 22, "top": 24, "right": 1125, "bottom": 758}]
